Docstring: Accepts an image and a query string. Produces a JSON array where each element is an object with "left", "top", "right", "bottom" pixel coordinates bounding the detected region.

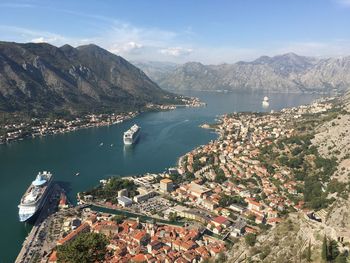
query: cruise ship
[
  {"left": 18, "top": 171, "right": 53, "bottom": 222},
  {"left": 262, "top": 96, "right": 270, "bottom": 107},
  {"left": 123, "top": 124, "right": 140, "bottom": 145}
]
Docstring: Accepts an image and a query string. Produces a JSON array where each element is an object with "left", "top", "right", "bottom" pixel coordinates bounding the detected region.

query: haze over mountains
[
  {"left": 2, "top": 41, "right": 350, "bottom": 118},
  {"left": 135, "top": 53, "right": 350, "bottom": 93},
  {"left": 0, "top": 41, "right": 176, "bottom": 116}
]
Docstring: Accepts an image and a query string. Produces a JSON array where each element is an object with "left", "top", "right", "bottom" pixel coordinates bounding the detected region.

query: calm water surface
[{"left": 0, "top": 91, "right": 321, "bottom": 262}]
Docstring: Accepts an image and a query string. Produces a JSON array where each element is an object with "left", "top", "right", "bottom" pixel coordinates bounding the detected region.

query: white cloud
[
  {"left": 110, "top": 41, "right": 143, "bottom": 54},
  {"left": 159, "top": 47, "right": 193, "bottom": 57},
  {"left": 2, "top": 11, "right": 350, "bottom": 64}
]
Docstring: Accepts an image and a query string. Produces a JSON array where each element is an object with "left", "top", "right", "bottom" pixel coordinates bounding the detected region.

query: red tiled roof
[
  {"left": 212, "top": 216, "right": 229, "bottom": 224},
  {"left": 48, "top": 250, "right": 57, "bottom": 262},
  {"left": 57, "top": 223, "right": 90, "bottom": 245},
  {"left": 131, "top": 253, "right": 146, "bottom": 262}
]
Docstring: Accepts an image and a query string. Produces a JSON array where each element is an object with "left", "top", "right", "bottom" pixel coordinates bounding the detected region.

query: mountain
[
  {"left": 148, "top": 53, "right": 350, "bottom": 93},
  {"left": 131, "top": 61, "right": 178, "bottom": 83},
  {"left": 0, "top": 41, "right": 177, "bottom": 116}
]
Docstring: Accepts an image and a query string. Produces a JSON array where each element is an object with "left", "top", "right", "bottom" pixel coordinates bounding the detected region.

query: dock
[{"left": 15, "top": 184, "right": 63, "bottom": 263}]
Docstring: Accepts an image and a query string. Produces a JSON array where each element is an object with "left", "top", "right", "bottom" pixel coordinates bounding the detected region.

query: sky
[{"left": 1, "top": 0, "right": 350, "bottom": 64}]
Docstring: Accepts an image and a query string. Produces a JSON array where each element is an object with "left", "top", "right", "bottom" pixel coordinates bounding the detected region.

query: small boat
[
  {"left": 110, "top": 144, "right": 114, "bottom": 147},
  {"left": 99, "top": 142, "right": 104, "bottom": 146},
  {"left": 75, "top": 172, "right": 80, "bottom": 176}
]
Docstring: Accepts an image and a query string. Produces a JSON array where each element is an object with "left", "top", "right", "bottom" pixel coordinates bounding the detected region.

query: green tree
[
  {"left": 111, "top": 214, "right": 126, "bottom": 224},
  {"left": 57, "top": 232, "right": 108, "bottom": 263},
  {"left": 245, "top": 233, "right": 256, "bottom": 247},
  {"left": 322, "top": 235, "right": 328, "bottom": 262},
  {"left": 214, "top": 169, "right": 226, "bottom": 183},
  {"left": 335, "top": 252, "right": 348, "bottom": 263},
  {"left": 328, "top": 240, "right": 339, "bottom": 261},
  {"left": 169, "top": 212, "right": 178, "bottom": 222},
  {"left": 216, "top": 252, "right": 227, "bottom": 263}
]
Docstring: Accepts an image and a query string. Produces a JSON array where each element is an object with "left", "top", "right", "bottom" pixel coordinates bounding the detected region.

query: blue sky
[{"left": 1, "top": 0, "right": 350, "bottom": 63}]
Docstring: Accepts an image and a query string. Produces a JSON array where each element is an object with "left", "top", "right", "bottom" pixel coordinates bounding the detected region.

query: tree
[
  {"left": 216, "top": 252, "right": 227, "bottom": 263},
  {"left": 321, "top": 235, "right": 328, "bottom": 262},
  {"left": 335, "top": 252, "right": 348, "bottom": 263},
  {"left": 215, "top": 169, "right": 226, "bottom": 183},
  {"left": 328, "top": 240, "right": 339, "bottom": 261},
  {"left": 57, "top": 232, "right": 108, "bottom": 263},
  {"left": 245, "top": 233, "right": 256, "bottom": 247},
  {"left": 111, "top": 214, "right": 126, "bottom": 224},
  {"left": 169, "top": 212, "right": 178, "bottom": 222}
]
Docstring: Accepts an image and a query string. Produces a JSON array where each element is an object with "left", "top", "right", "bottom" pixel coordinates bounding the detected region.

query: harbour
[{"left": 0, "top": 91, "right": 321, "bottom": 262}]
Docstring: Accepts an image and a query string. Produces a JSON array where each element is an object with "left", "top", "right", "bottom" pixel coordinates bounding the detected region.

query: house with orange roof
[
  {"left": 132, "top": 231, "right": 150, "bottom": 246},
  {"left": 245, "top": 226, "right": 258, "bottom": 234},
  {"left": 180, "top": 240, "right": 197, "bottom": 251},
  {"left": 246, "top": 198, "right": 263, "bottom": 211},
  {"left": 131, "top": 253, "right": 147, "bottom": 263},
  {"left": 93, "top": 221, "right": 119, "bottom": 237},
  {"left": 48, "top": 250, "right": 57, "bottom": 263},
  {"left": 211, "top": 216, "right": 230, "bottom": 228},
  {"left": 57, "top": 222, "right": 90, "bottom": 246}
]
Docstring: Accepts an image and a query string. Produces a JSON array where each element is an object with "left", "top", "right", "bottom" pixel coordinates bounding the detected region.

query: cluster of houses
[
  {"left": 48, "top": 211, "right": 225, "bottom": 263},
  {"left": 1, "top": 112, "right": 137, "bottom": 143},
  {"left": 173, "top": 104, "right": 339, "bottom": 234}
]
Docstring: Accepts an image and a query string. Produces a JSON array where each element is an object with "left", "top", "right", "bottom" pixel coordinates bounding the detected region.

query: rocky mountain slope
[
  {"left": 0, "top": 41, "right": 176, "bottom": 116},
  {"left": 131, "top": 61, "right": 177, "bottom": 84},
  {"left": 136, "top": 53, "right": 350, "bottom": 93}
]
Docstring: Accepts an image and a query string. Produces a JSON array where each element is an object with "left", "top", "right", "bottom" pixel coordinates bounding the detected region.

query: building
[
  {"left": 57, "top": 223, "right": 90, "bottom": 246},
  {"left": 231, "top": 219, "right": 246, "bottom": 237},
  {"left": 133, "top": 191, "right": 155, "bottom": 203},
  {"left": 188, "top": 182, "right": 211, "bottom": 198},
  {"left": 118, "top": 189, "right": 128, "bottom": 197},
  {"left": 117, "top": 196, "right": 133, "bottom": 207},
  {"left": 58, "top": 193, "right": 68, "bottom": 209},
  {"left": 179, "top": 209, "right": 210, "bottom": 224},
  {"left": 201, "top": 199, "right": 216, "bottom": 210},
  {"left": 160, "top": 178, "right": 174, "bottom": 192},
  {"left": 229, "top": 204, "right": 245, "bottom": 214},
  {"left": 211, "top": 216, "right": 231, "bottom": 228}
]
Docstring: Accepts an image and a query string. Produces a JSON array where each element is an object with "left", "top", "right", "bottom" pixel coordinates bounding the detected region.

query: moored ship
[
  {"left": 123, "top": 124, "right": 140, "bottom": 145},
  {"left": 18, "top": 171, "right": 53, "bottom": 222},
  {"left": 262, "top": 96, "right": 270, "bottom": 107}
]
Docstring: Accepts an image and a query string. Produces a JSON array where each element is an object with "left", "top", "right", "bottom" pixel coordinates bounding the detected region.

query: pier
[{"left": 15, "top": 184, "right": 63, "bottom": 263}]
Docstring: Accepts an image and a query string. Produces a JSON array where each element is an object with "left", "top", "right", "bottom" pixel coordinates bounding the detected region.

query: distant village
[{"left": 1, "top": 96, "right": 205, "bottom": 144}]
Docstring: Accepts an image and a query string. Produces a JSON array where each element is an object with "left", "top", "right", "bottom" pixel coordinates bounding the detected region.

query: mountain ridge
[
  {"left": 0, "top": 41, "right": 177, "bottom": 116},
  {"left": 135, "top": 54, "right": 350, "bottom": 93}
]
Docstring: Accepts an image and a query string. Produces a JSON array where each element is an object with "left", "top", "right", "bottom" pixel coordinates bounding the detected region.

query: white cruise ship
[
  {"left": 123, "top": 124, "right": 140, "bottom": 145},
  {"left": 262, "top": 96, "right": 269, "bottom": 107},
  {"left": 18, "top": 171, "right": 53, "bottom": 222}
]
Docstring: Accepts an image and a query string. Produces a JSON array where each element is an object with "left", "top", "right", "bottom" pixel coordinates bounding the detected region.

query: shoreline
[{"left": 0, "top": 97, "right": 205, "bottom": 145}]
